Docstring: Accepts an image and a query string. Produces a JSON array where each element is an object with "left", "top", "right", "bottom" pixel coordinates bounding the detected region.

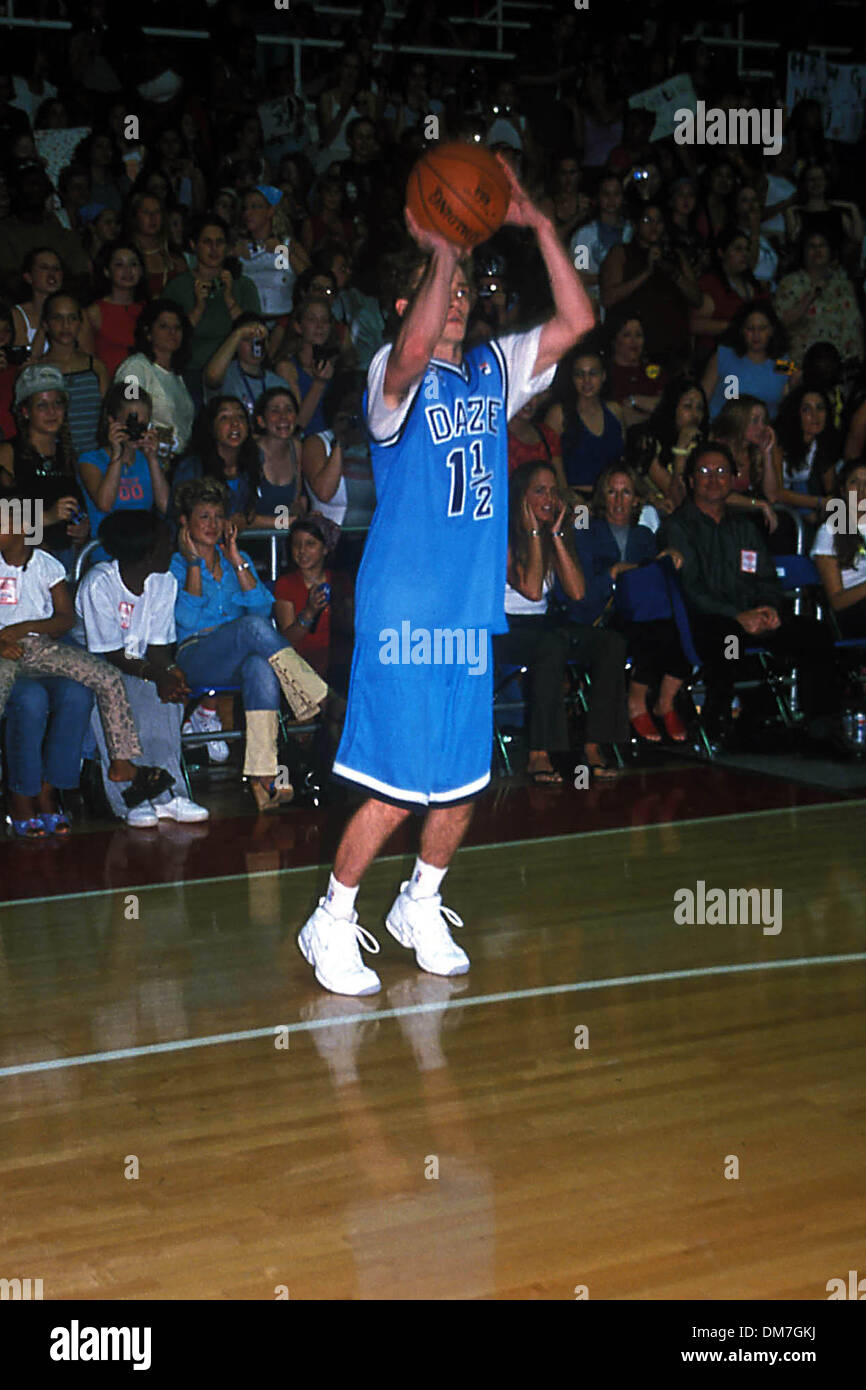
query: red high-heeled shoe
[
  {"left": 630, "top": 711, "right": 661, "bottom": 742},
  {"left": 658, "top": 708, "right": 687, "bottom": 742}
]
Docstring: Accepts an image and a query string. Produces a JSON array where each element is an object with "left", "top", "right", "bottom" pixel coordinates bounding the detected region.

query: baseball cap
[
  {"left": 486, "top": 118, "right": 523, "bottom": 152},
  {"left": 14, "top": 363, "right": 68, "bottom": 408}
]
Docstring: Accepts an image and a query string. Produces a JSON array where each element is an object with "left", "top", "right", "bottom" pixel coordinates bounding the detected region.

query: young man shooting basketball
[{"left": 298, "top": 156, "right": 595, "bottom": 995}]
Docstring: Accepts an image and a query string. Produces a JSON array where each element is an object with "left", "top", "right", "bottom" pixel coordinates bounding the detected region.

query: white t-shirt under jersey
[
  {"left": 0, "top": 548, "right": 66, "bottom": 628},
  {"left": 75, "top": 560, "right": 177, "bottom": 658}
]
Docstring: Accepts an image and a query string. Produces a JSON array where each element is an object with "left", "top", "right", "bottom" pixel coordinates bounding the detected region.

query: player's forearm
[
  {"left": 393, "top": 245, "right": 460, "bottom": 371},
  {"left": 534, "top": 215, "right": 594, "bottom": 339}
]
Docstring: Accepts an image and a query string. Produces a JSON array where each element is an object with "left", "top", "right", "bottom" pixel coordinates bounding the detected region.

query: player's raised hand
[
  {"left": 493, "top": 152, "right": 543, "bottom": 230},
  {"left": 404, "top": 205, "right": 460, "bottom": 260}
]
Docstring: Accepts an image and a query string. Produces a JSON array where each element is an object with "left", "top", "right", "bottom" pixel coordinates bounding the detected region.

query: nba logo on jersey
[{"left": 480, "top": 361, "right": 491, "bottom": 375}]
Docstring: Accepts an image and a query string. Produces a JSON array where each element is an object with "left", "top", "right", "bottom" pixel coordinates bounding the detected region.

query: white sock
[
  {"left": 324, "top": 873, "right": 358, "bottom": 920},
  {"left": 407, "top": 857, "right": 446, "bottom": 900}
]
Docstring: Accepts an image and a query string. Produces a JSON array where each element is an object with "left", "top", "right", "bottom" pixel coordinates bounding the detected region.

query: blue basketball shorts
[{"left": 332, "top": 633, "right": 493, "bottom": 806}]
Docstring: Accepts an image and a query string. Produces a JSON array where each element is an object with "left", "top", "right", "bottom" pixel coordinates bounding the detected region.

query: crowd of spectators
[{"left": 2, "top": 1, "right": 866, "bottom": 827}]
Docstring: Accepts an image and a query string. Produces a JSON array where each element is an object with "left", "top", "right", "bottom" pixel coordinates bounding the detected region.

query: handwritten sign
[
  {"left": 628, "top": 73, "right": 697, "bottom": 142},
  {"left": 786, "top": 53, "right": 866, "bottom": 144}
]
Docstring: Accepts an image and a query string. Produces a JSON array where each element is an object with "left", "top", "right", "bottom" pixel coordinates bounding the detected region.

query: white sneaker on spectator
[
  {"left": 386, "top": 881, "right": 470, "bottom": 976},
  {"left": 154, "top": 796, "right": 210, "bottom": 823},
  {"left": 298, "top": 899, "right": 381, "bottom": 996},
  {"left": 182, "top": 704, "right": 230, "bottom": 762},
  {"left": 126, "top": 801, "right": 158, "bottom": 828}
]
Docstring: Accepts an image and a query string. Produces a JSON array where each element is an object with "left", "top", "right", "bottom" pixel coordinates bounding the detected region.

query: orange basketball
[{"left": 406, "top": 142, "right": 511, "bottom": 251}]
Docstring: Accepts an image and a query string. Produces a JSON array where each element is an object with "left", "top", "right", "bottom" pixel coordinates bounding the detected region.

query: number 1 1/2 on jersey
[{"left": 445, "top": 440, "right": 494, "bottom": 520}]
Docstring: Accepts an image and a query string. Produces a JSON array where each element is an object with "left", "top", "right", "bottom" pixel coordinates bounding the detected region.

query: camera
[
  {"left": 632, "top": 169, "right": 650, "bottom": 182},
  {"left": 251, "top": 338, "right": 264, "bottom": 359},
  {"left": 477, "top": 282, "right": 501, "bottom": 299},
  {"left": 125, "top": 415, "right": 146, "bottom": 441},
  {"left": 5, "top": 345, "right": 30, "bottom": 366},
  {"left": 314, "top": 344, "right": 339, "bottom": 366}
]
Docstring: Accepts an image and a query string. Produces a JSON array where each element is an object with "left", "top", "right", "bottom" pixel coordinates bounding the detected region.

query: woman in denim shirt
[{"left": 170, "top": 475, "right": 298, "bottom": 810}]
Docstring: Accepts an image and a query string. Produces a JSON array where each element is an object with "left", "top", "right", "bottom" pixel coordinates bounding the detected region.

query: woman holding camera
[
  {"left": 273, "top": 293, "right": 340, "bottom": 436},
  {"left": 599, "top": 202, "right": 701, "bottom": 371},
  {"left": 78, "top": 383, "right": 170, "bottom": 560}
]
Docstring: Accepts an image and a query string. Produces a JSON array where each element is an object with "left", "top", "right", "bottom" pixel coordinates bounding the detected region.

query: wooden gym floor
[{"left": 0, "top": 771, "right": 864, "bottom": 1300}]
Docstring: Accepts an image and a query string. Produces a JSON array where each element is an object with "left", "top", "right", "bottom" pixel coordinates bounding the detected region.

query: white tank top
[
  {"left": 13, "top": 304, "right": 49, "bottom": 355},
  {"left": 241, "top": 243, "right": 296, "bottom": 319}
]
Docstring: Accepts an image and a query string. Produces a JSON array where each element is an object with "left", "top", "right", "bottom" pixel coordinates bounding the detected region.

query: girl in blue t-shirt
[{"left": 78, "top": 382, "right": 170, "bottom": 559}]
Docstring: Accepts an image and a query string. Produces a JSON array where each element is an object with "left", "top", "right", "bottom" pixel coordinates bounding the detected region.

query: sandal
[
  {"left": 589, "top": 762, "right": 620, "bottom": 781},
  {"left": 38, "top": 811, "right": 71, "bottom": 837},
  {"left": 248, "top": 778, "right": 284, "bottom": 812},
  {"left": 11, "top": 818, "right": 47, "bottom": 839},
  {"left": 121, "top": 765, "right": 174, "bottom": 810},
  {"left": 630, "top": 711, "right": 661, "bottom": 742},
  {"left": 528, "top": 767, "right": 564, "bottom": 785}
]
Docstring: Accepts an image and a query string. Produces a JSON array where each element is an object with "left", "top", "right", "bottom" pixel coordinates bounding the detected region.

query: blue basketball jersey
[{"left": 356, "top": 330, "right": 551, "bottom": 637}]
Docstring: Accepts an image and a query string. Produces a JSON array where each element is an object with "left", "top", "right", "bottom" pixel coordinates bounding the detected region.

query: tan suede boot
[
  {"left": 268, "top": 646, "right": 328, "bottom": 722},
  {"left": 243, "top": 709, "right": 286, "bottom": 811}
]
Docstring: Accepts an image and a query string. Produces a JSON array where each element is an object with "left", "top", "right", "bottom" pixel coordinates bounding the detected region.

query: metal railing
[{"left": 73, "top": 524, "right": 369, "bottom": 587}]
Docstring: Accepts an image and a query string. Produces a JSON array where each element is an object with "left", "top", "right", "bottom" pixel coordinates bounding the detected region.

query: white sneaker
[
  {"left": 154, "top": 795, "right": 210, "bottom": 823},
  {"left": 183, "top": 705, "right": 230, "bottom": 763},
  {"left": 386, "top": 881, "right": 470, "bottom": 976},
  {"left": 126, "top": 801, "right": 158, "bottom": 827},
  {"left": 298, "top": 899, "right": 382, "bottom": 996}
]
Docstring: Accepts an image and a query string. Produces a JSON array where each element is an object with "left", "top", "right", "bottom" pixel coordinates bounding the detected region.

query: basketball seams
[{"left": 407, "top": 143, "right": 510, "bottom": 250}]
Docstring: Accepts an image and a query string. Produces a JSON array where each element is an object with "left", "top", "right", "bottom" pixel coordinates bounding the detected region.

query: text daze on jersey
[{"left": 424, "top": 396, "right": 502, "bottom": 443}]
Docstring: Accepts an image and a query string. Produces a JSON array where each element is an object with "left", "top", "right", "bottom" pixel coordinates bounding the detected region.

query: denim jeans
[
  {"left": 4, "top": 675, "right": 95, "bottom": 796},
  {"left": 176, "top": 614, "right": 286, "bottom": 710}
]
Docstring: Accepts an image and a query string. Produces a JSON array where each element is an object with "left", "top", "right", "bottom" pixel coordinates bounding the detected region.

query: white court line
[
  {"left": 1, "top": 797, "right": 863, "bottom": 912},
  {"left": 0, "top": 952, "right": 863, "bottom": 1079}
]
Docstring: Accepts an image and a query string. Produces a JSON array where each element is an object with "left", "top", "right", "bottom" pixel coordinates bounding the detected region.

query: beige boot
[
  {"left": 268, "top": 646, "right": 328, "bottom": 722},
  {"left": 243, "top": 709, "right": 279, "bottom": 812}
]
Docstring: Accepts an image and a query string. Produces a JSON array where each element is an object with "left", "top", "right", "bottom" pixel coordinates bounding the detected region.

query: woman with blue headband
[{"left": 231, "top": 186, "right": 310, "bottom": 327}]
